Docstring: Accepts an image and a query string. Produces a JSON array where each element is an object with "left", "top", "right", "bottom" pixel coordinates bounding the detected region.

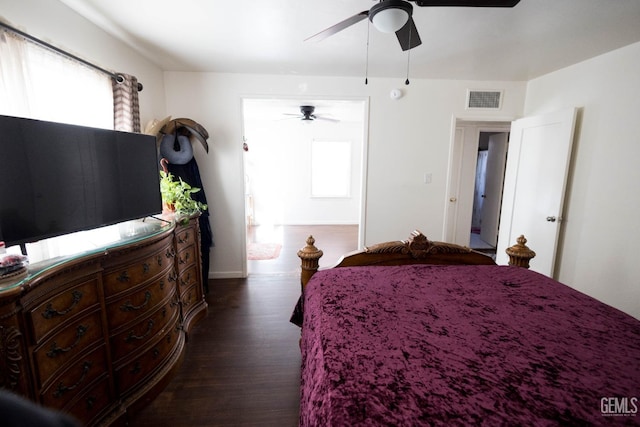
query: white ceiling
[{"left": 59, "top": 0, "right": 640, "bottom": 81}]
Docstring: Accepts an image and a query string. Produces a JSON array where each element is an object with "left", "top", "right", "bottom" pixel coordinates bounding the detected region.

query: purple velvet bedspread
[{"left": 297, "top": 265, "right": 640, "bottom": 426}]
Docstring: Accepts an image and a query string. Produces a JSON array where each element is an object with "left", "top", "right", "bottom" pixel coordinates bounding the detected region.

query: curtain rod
[{"left": 0, "top": 22, "right": 142, "bottom": 91}]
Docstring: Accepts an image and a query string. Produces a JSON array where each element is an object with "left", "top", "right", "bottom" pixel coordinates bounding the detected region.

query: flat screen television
[{"left": 0, "top": 115, "right": 163, "bottom": 247}]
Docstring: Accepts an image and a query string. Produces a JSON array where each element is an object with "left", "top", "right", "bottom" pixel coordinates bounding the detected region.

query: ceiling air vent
[{"left": 466, "top": 90, "right": 503, "bottom": 110}]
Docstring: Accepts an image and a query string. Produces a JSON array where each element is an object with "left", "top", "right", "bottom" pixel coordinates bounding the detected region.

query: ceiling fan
[
  {"left": 283, "top": 105, "right": 340, "bottom": 123},
  {"left": 305, "top": 0, "right": 522, "bottom": 51}
]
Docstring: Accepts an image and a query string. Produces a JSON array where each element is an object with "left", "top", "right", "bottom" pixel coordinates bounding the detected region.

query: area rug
[{"left": 247, "top": 242, "right": 282, "bottom": 260}]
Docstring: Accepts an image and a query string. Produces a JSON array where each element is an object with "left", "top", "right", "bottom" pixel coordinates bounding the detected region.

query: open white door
[{"left": 495, "top": 108, "right": 577, "bottom": 276}]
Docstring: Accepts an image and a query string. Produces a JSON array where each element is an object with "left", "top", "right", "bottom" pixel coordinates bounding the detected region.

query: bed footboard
[{"left": 298, "top": 230, "right": 536, "bottom": 289}]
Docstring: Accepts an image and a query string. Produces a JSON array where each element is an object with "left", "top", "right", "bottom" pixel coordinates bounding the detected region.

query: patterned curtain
[{"left": 112, "top": 73, "right": 141, "bottom": 132}]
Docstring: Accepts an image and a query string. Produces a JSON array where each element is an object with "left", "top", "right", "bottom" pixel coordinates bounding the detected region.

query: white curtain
[
  {"left": 0, "top": 28, "right": 113, "bottom": 129},
  {"left": 0, "top": 28, "right": 114, "bottom": 258}
]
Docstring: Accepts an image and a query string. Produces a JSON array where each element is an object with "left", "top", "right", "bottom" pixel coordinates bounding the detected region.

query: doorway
[
  {"left": 241, "top": 98, "right": 367, "bottom": 275},
  {"left": 470, "top": 132, "right": 509, "bottom": 257},
  {"left": 444, "top": 120, "right": 510, "bottom": 251}
]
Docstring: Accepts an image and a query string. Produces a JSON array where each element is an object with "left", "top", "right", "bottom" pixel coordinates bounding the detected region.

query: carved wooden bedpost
[
  {"left": 298, "top": 236, "right": 323, "bottom": 291},
  {"left": 506, "top": 235, "right": 536, "bottom": 269}
]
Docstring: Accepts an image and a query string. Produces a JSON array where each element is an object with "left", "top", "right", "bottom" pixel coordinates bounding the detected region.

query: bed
[{"left": 291, "top": 231, "right": 640, "bottom": 426}]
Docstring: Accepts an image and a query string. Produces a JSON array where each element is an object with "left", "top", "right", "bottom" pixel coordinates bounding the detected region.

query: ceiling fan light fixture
[
  {"left": 370, "top": 1, "right": 412, "bottom": 33},
  {"left": 300, "top": 105, "right": 316, "bottom": 122}
]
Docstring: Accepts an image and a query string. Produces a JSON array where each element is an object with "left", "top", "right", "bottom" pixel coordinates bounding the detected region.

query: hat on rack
[
  {"left": 161, "top": 118, "right": 209, "bottom": 153},
  {"left": 143, "top": 116, "right": 172, "bottom": 140}
]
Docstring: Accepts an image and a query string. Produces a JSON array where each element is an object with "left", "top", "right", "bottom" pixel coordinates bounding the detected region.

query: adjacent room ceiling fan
[
  {"left": 305, "top": 0, "right": 522, "bottom": 51},
  {"left": 283, "top": 105, "right": 340, "bottom": 123}
]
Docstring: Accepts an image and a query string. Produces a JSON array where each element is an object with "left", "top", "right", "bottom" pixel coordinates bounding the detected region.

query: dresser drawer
[
  {"left": 40, "top": 345, "right": 109, "bottom": 410},
  {"left": 114, "top": 324, "right": 182, "bottom": 396},
  {"left": 106, "top": 274, "right": 175, "bottom": 331},
  {"left": 64, "top": 376, "right": 112, "bottom": 427},
  {"left": 103, "top": 237, "right": 174, "bottom": 297},
  {"left": 178, "top": 264, "right": 199, "bottom": 294},
  {"left": 175, "top": 225, "right": 197, "bottom": 252},
  {"left": 176, "top": 244, "right": 197, "bottom": 274},
  {"left": 32, "top": 310, "right": 105, "bottom": 389},
  {"left": 27, "top": 277, "right": 101, "bottom": 344},
  {"left": 179, "top": 282, "right": 201, "bottom": 314},
  {"left": 110, "top": 297, "right": 180, "bottom": 363}
]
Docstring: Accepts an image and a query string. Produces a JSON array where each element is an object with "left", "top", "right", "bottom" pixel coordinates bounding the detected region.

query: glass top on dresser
[{"left": 0, "top": 216, "right": 174, "bottom": 292}]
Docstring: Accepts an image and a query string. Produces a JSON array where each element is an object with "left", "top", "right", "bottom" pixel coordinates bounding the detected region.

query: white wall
[
  {"left": 163, "top": 72, "right": 526, "bottom": 277},
  {"left": 0, "top": 0, "right": 166, "bottom": 127},
  {"left": 524, "top": 41, "right": 640, "bottom": 319}
]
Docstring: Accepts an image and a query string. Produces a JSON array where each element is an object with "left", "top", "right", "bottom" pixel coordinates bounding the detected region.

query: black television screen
[{"left": 0, "top": 115, "right": 163, "bottom": 247}]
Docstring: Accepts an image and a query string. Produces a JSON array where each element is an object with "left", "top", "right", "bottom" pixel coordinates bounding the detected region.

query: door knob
[{"left": 546, "top": 216, "right": 556, "bottom": 222}]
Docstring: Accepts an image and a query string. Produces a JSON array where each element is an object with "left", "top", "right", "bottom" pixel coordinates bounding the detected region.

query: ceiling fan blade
[
  {"left": 396, "top": 17, "right": 422, "bottom": 51},
  {"left": 315, "top": 116, "right": 340, "bottom": 123},
  {"left": 305, "top": 11, "right": 369, "bottom": 43},
  {"left": 411, "top": 0, "right": 520, "bottom": 6}
]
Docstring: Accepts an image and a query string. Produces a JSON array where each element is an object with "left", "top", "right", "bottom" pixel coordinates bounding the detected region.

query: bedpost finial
[
  {"left": 299, "top": 235, "right": 322, "bottom": 256},
  {"left": 298, "top": 235, "right": 323, "bottom": 291},
  {"left": 505, "top": 234, "right": 536, "bottom": 269}
]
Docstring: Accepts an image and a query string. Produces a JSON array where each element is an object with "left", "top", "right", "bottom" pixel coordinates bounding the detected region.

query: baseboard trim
[{"left": 209, "top": 271, "right": 246, "bottom": 280}]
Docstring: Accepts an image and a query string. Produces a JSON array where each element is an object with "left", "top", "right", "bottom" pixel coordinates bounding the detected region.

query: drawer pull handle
[
  {"left": 178, "top": 232, "right": 190, "bottom": 244},
  {"left": 179, "top": 252, "right": 191, "bottom": 265},
  {"left": 130, "top": 361, "right": 141, "bottom": 375},
  {"left": 47, "top": 324, "right": 88, "bottom": 358},
  {"left": 156, "top": 255, "right": 163, "bottom": 266},
  {"left": 171, "top": 295, "right": 180, "bottom": 307},
  {"left": 116, "top": 271, "right": 130, "bottom": 283},
  {"left": 53, "top": 361, "right": 92, "bottom": 398},
  {"left": 86, "top": 395, "right": 96, "bottom": 410},
  {"left": 168, "top": 271, "right": 178, "bottom": 283},
  {"left": 125, "top": 319, "right": 155, "bottom": 343},
  {"left": 42, "top": 290, "right": 83, "bottom": 319},
  {"left": 182, "top": 292, "right": 193, "bottom": 307},
  {"left": 165, "top": 248, "right": 176, "bottom": 259},
  {"left": 143, "top": 262, "right": 151, "bottom": 273},
  {"left": 180, "top": 272, "right": 192, "bottom": 287},
  {"left": 120, "top": 291, "right": 152, "bottom": 312}
]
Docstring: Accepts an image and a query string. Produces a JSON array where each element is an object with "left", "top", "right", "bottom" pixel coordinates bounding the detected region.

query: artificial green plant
[{"left": 159, "top": 170, "right": 207, "bottom": 216}]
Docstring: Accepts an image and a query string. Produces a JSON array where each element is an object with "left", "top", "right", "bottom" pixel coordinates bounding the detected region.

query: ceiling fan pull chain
[
  {"left": 365, "top": 19, "right": 370, "bottom": 85},
  {"left": 405, "top": 20, "right": 412, "bottom": 85}
]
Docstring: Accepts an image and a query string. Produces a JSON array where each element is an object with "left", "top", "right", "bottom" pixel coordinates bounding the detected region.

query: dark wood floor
[{"left": 129, "top": 225, "right": 358, "bottom": 427}]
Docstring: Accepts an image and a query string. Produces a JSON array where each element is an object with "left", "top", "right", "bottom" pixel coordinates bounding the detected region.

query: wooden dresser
[{"left": 0, "top": 216, "right": 207, "bottom": 426}]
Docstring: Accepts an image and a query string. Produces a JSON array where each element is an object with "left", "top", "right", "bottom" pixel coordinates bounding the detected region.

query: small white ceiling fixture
[{"left": 390, "top": 88, "right": 404, "bottom": 100}]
